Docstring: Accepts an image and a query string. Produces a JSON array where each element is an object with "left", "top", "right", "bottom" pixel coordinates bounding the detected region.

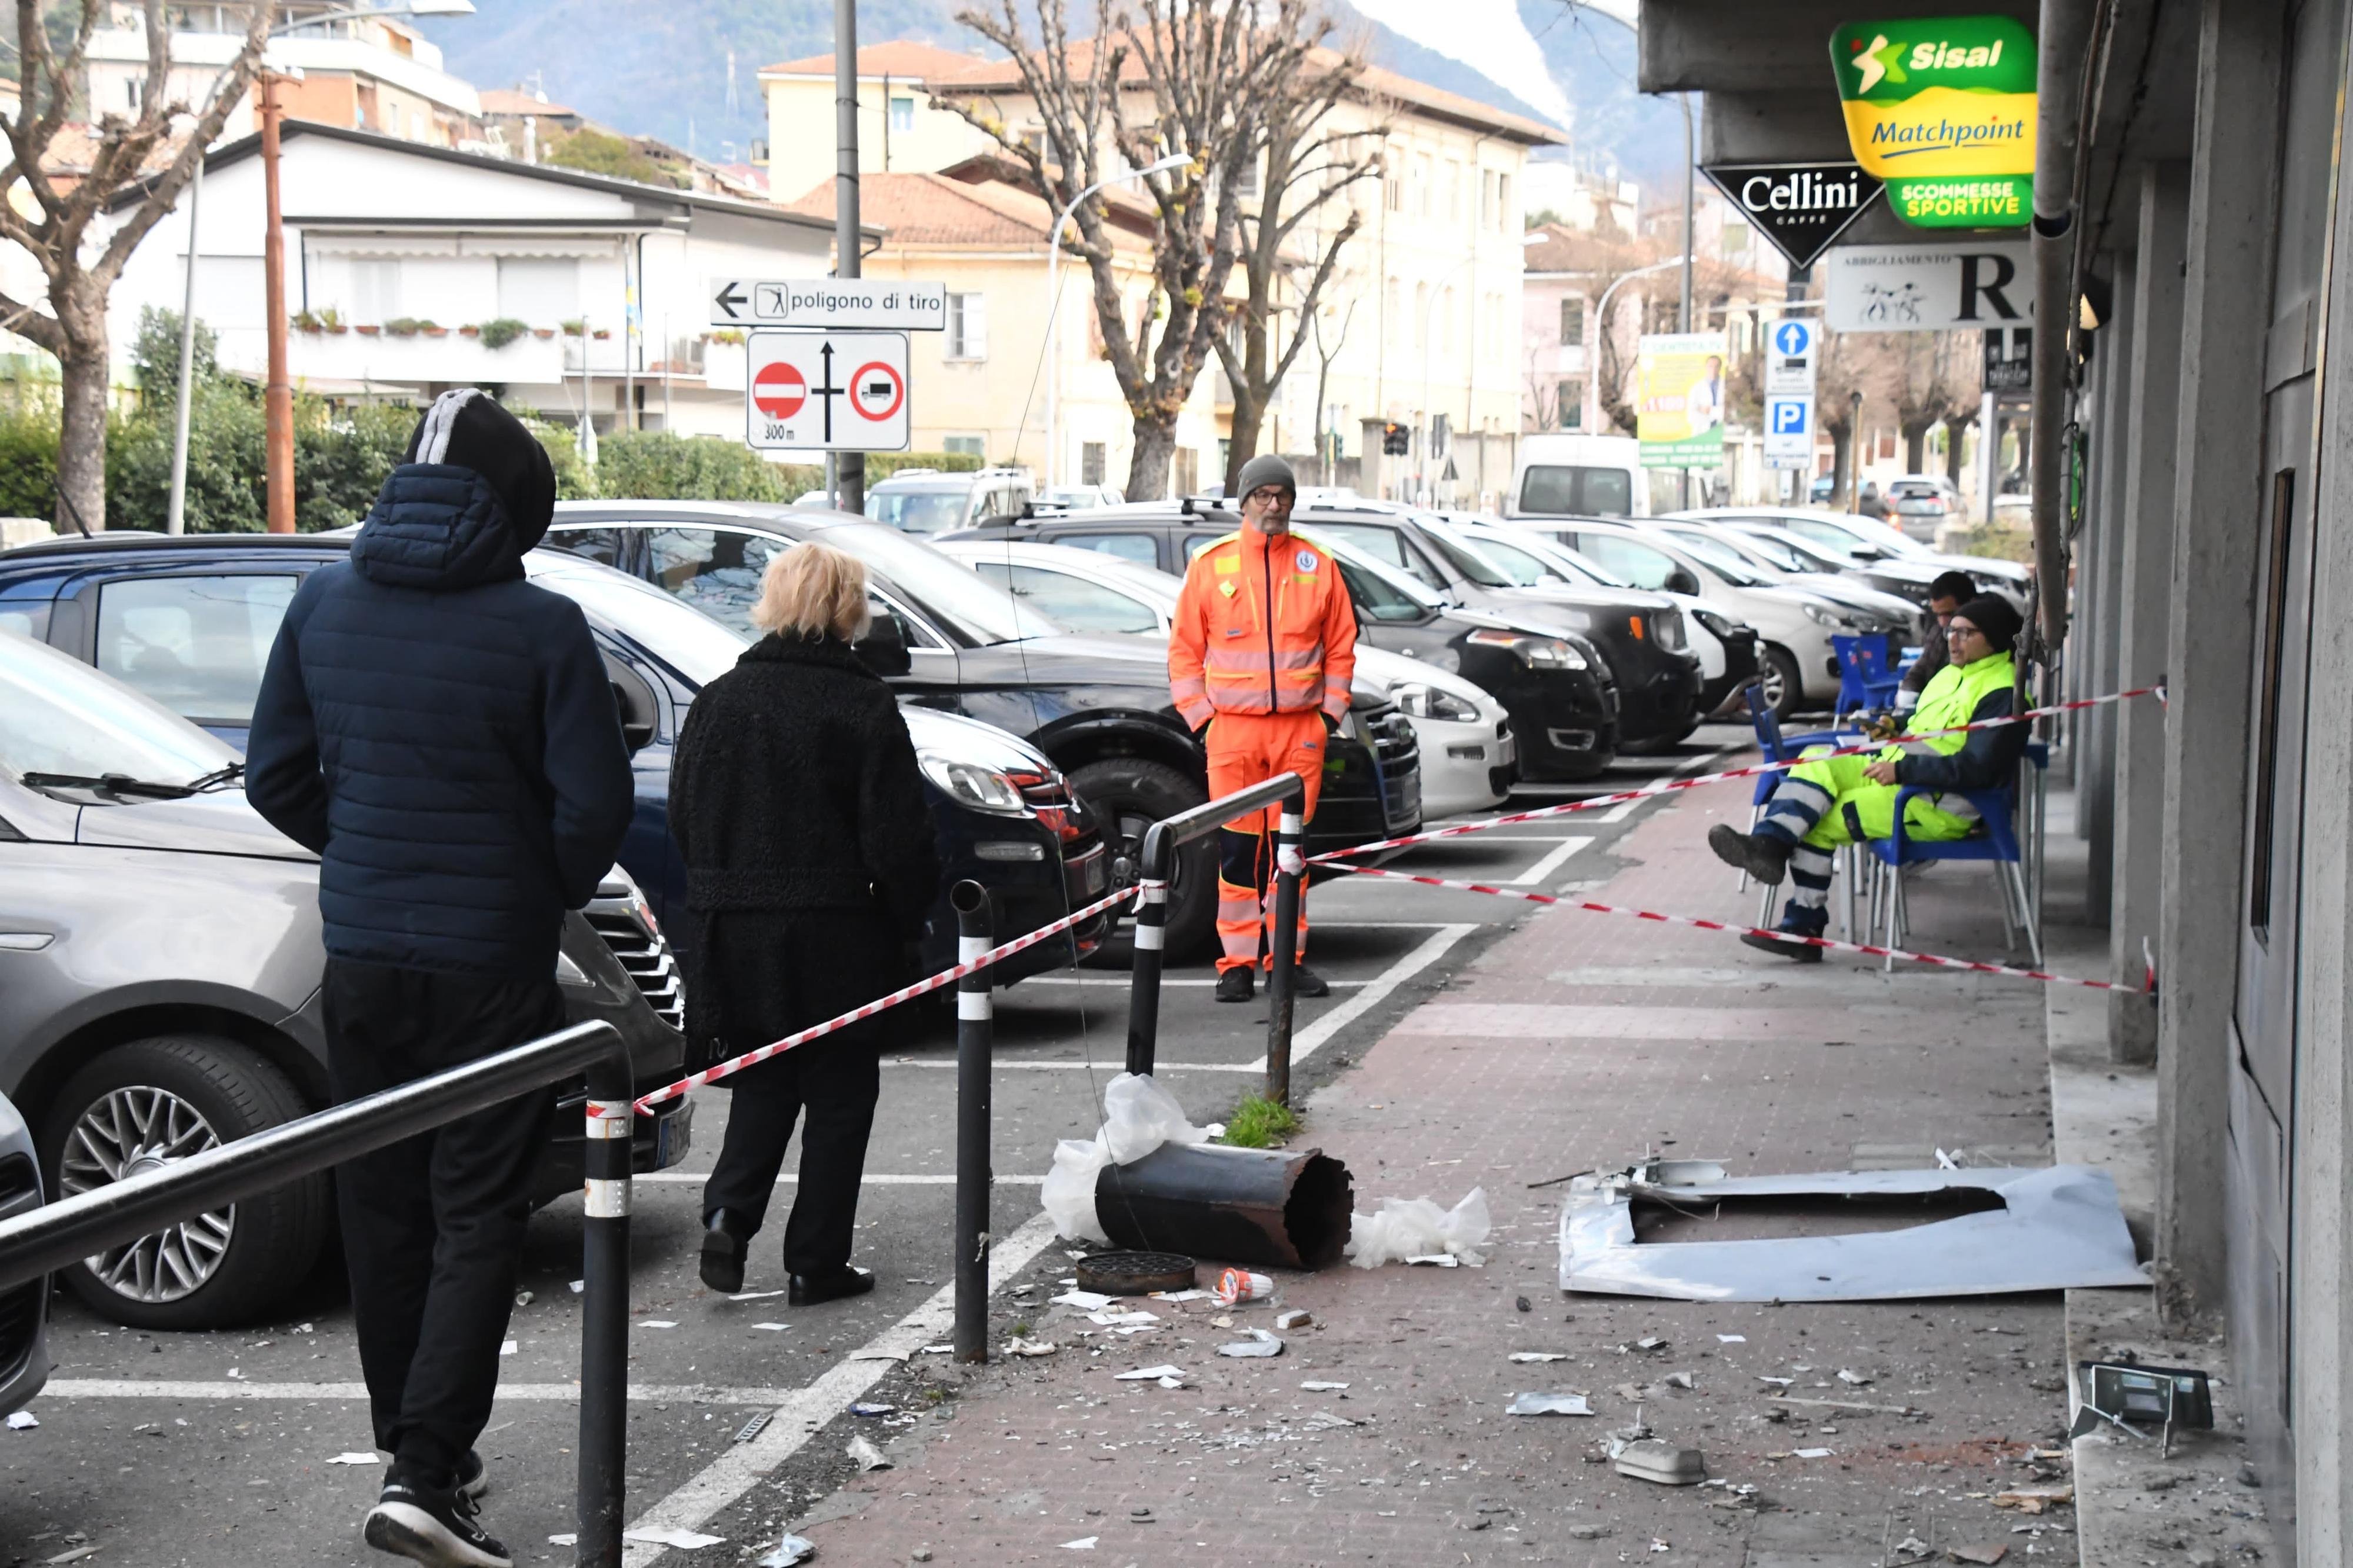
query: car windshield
[
  {"left": 811, "top": 522, "right": 1064, "bottom": 645},
  {"left": 1722, "top": 530, "right": 1825, "bottom": 573},
  {"left": 1295, "top": 528, "right": 1449, "bottom": 610},
  {"left": 1468, "top": 528, "right": 1628, "bottom": 589},
  {"left": 1415, "top": 518, "right": 1518, "bottom": 588},
  {"left": 528, "top": 559, "right": 751, "bottom": 685},
  {"left": 866, "top": 487, "right": 971, "bottom": 536},
  {"left": 0, "top": 628, "right": 241, "bottom": 789},
  {"left": 1659, "top": 532, "right": 1772, "bottom": 587}
]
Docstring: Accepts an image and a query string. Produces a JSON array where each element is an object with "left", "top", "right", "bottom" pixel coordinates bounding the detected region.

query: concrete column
[
  {"left": 2079, "top": 256, "right": 2137, "bottom": 922},
  {"left": 2108, "top": 166, "right": 2191, "bottom": 1062},
  {"left": 2156, "top": 0, "right": 2283, "bottom": 1330}
]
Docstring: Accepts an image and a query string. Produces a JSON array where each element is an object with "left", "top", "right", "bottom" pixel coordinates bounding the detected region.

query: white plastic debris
[
  {"left": 639, "top": 1320, "right": 679, "bottom": 1330},
  {"left": 1792, "top": 1447, "right": 1835, "bottom": 1459},
  {"left": 756, "top": 1537, "right": 816, "bottom": 1567},
  {"left": 753, "top": 1323, "right": 791, "bottom": 1332},
  {"left": 1041, "top": 1073, "right": 1217, "bottom": 1243},
  {"left": 1049, "top": 1289, "right": 1115, "bottom": 1312},
  {"left": 1404, "top": 1254, "right": 1459, "bottom": 1267},
  {"left": 1151, "top": 1289, "right": 1212, "bottom": 1303},
  {"left": 1837, "top": 1369, "right": 1874, "bottom": 1385},
  {"left": 729, "top": 1289, "right": 788, "bottom": 1303},
  {"left": 1718, "top": 1335, "right": 1747, "bottom": 1343},
  {"left": 1299, "top": 1380, "right": 1350, "bottom": 1392},
  {"left": 569, "top": 1279, "right": 585, "bottom": 1293},
  {"left": 548, "top": 1535, "right": 578, "bottom": 1547},
  {"left": 1758, "top": 1376, "right": 1795, "bottom": 1386},
  {"left": 1509, "top": 1352, "right": 1571, "bottom": 1363},
  {"left": 514, "top": 1290, "right": 534, "bottom": 1307},
  {"left": 1507, "top": 1392, "right": 1595, "bottom": 1416},
  {"left": 846, "top": 1434, "right": 891, "bottom": 1472},
  {"left": 1217, "top": 1329, "right": 1284, "bottom": 1358},
  {"left": 326, "top": 1452, "right": 378, "bottom": 1465},
  {"left": 7, "top": 1411, "right": 36, "bottom": 1430},
  {"left": 1088, "top": 1309, "right": 1159, "bottom": 1327},
  {"left": 1005, "top": 1337, "right": 1058, "bottom": 1357},
  {"left": 499, "top": 1340, "right": 518, "bottom": 1357},
  {"left": 1344, "top": 1187, "right": 1491, "bottom": 1268},
  {"left": 1058, "top": 1538, "right": 1099, "bottom": 1551},
  {"left": 1114, "top": 1365, "right": 1186, "bottom": 1382},
  {"left": 623, "top": 1526, "right": 725, "bottom": 1547}
]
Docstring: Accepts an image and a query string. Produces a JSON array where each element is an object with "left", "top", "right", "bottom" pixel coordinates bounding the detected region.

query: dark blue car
[{"left": 0, "top": 532, "right": 1110, "bottom": 991}]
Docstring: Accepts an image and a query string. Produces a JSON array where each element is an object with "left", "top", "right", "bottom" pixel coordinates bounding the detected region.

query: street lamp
[
  {"left": 1412, "top": 230, "right": 1544, "bottom": 503},
  {"left": 1042, "top": 152, "right": 1191, "bottom": 493},
  {"left": 165, "top": 0, "right": 478, "bottom": 534}
]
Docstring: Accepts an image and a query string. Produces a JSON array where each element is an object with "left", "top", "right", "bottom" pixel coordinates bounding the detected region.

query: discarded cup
[{"left": 1215, "top": 1267, "right": 1274, "bottom": 1305}]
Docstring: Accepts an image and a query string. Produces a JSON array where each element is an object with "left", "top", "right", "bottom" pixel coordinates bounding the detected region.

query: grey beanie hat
[{"left": 1235, "top": 452, "right": 1298, "bottom": 501}]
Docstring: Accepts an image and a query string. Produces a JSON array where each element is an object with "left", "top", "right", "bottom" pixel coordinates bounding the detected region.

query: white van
[{"left": 1508, "top": 433, "right": 1647, "bottom": 519}]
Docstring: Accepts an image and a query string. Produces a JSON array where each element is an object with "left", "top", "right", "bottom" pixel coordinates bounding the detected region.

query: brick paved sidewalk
[{"left": 759, "top": 787, "right": 2087, "bottom": 1567}]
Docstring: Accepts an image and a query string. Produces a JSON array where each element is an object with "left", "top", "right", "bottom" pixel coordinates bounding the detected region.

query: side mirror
[
  {"left": 1667, "top": 568, "right": 1701, "bottom": 595},
  {"left": 854, "top": 604, "right": 914, "bottom": 677}
]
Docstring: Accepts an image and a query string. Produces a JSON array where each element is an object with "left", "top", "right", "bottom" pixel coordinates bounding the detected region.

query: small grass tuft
[{"left": 1219, "top": 1092, "right": 1301, "bottom": 1148}]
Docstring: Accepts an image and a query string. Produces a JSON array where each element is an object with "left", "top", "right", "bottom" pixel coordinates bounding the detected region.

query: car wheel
[
  {"left": 1068, "top": 757, "right": 1215, "bottom": 960},
  {"left": 39, "top": 1036, "right": 329, "bottom": 1330},
  {"left": 1759, "top": 645, "right": 1804, "bottom": 722}
]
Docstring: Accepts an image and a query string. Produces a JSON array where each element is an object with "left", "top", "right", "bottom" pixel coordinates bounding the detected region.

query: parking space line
[
  {"left": 39, "top": 1380, "right": 798, "bottom": 1404},
  {"left": 1251, "top": 922, "right": 1478, "bottom": 1073},
  {"left": 617, "top": 1210, "right": 1063, "bottom": 1566},
  {"left": 1508, "top": 834, "right": 1593, "bottom": 885}
]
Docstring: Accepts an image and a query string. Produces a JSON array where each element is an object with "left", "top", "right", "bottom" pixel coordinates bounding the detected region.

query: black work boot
[
  {"left": 699, "top": 1210, "right": 754, "bottom": 1295},
  {"left": 1739, "top": 901, "right": 1828, "bottom": 963},
  {"left": 1708, "top": 823, "right": 1794, "bottom": 885},
  {"left": 1288, "top": 963, "right": 1331, "bottom": 999},
  {"left": 789, "top": 1266, "right": 876, "bottom": 1306},
  {"left": 1215, "top": 967, "right": 1255, "bottom": 1003}
]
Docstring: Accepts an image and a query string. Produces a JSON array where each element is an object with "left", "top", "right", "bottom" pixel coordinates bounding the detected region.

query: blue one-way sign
[{"left": 1773, "top": 320, "right": 1813, "bottom": 358}]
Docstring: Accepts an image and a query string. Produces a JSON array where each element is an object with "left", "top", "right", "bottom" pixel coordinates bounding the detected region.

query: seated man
[{"left": 1708, "top": 596, "right": 2029, "bottom": 961}]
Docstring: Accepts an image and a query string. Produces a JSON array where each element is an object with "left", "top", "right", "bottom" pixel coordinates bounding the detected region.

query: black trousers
[
  {"left": 324, "top": 958, "right": 562, "bottom": 1485},
  {"left": 699, "top": 1039, "right": 879, "bottom": 1277}
]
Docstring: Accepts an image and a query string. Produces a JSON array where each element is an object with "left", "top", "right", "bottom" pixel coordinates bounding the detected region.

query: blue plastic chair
[
  {"left": 1862, "top": 783, "right": 2040, "bottom": 970},
  {"left": 1832, "top": 634, "right": 1904, "bottom": 718}
]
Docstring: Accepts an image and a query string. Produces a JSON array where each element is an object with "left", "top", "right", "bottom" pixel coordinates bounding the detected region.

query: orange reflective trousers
[{"left": 1206, "top": 710, "right": 1328, "bottom": 975}]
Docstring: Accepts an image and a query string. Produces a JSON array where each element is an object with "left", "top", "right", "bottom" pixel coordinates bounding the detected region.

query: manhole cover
[{"left": 1076, "top": 1250, "right": 1197, "bottom": 1296}]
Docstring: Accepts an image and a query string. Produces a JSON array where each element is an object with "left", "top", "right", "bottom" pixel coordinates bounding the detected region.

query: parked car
[
  {"left": 1441, "top": 518, "right": 1762, "bottom": 720},
  {"left": 1508, "top": 432, "right": 1646, "bottom": 518},
  {"left": 1038, "top": 485, "right": 1125, "bottom": 510},
  {"left": 1884, "top": 474, "right": 1962, "bottom": 542},
  {"left": 933, "top": 538, "right": 1517, "bottom": 818},
  {"left": 536, "top": 503, "right": 1422, "bottom": 955},
  {"left": 1712, "top": 519, "right": 1952, "bottom": 610},
  {"left": 1808, "top": 473, "right": 1838, "bottom": 505},
  {"left": 1669, "top": 506, "right": 2032, "bottom": 611},
  {"left": 0, "top": 530, "right": 1106, "bottom": 989},
  {"left": 1644, "top": 517, "right": 1931, "bottom": 632},
  {"left": 1497, "top": 517, "right": 1907, "bottom": 719},
  {"left": 864, "top": 466, "right": 1035, "bottom": 536},
  {"left": 936, "top": 502, "right": 1623, "bottom": 782},
  {"left": 0, "top": 1090, "right": 44, "bottom": 1416},
  {"left": 0, "top": 628, "right": 690, "bottom": 1329}
]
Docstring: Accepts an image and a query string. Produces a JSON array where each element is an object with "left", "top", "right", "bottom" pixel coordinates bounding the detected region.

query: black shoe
[
  {"left": 1214, "top": 968, "right": 1255, "bottom": 1003},
  {"left": 1708, "top": 823, "right": 1792, "bottom": 885},
  {"left": 1740, "top": 902, "right": 1827, "bottom": 963},
  {"left": 700, "top": 1210, "right": 752, "bottom": 1295},
  {"left": 454, "top": 1449, "right": 488, "bottom": 1503},
  {"left": 1288, "top": 963, "right": 1331, "bottom": 999},
  {"left": 363, "top": 1477, "right": 511, "bottom": 1568},
  {"left": 789, "top": 1265, "right": 876, "bottom": 1306}
]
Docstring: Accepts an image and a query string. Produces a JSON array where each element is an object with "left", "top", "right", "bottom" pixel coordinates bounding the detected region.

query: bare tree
[
  {"left": 1307, "top": 292, "right": 1353, "bottom": 475},
  {"left": 1210, "top": 10, "right": 1385, "bottom": 491},
  {"left": 1894, "top": 331, "right": 1979, "bottom": 473},
  {"left": 945, "top": 0, "right": 1282, "bottom": 499},
  {"left": 2, "top": 0, "right": 276, "bottom": 528}
]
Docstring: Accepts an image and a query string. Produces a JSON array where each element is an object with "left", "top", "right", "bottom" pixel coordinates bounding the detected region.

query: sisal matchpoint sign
[{"left": 1829, "top": 15, "right": 2038, "bottom": 229}]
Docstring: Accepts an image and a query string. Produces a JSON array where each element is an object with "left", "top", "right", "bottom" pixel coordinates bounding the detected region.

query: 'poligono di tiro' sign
[{"left": 1829, "top": 15, "right": 2037, "bottom": 229}]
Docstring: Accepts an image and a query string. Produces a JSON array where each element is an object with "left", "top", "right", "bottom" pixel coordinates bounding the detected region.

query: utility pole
[
  {"left": 1678, "top": 92, "right": 1694, "bottom": 512},
  {"left": 261, "top": 72, "right": 294, "bottom": 534},
  {"left": 833, "top": 0, "right": 865, "bottom": 515}
]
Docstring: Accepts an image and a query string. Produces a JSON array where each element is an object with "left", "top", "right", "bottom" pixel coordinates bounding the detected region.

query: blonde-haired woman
[{"left": 669, "top": 542, "right": 940, "bottom": 1303}]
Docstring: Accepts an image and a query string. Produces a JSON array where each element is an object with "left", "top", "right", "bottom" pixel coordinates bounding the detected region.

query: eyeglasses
[{"left": 1247, "top": 487, "right": 1291, "bottom": 505}]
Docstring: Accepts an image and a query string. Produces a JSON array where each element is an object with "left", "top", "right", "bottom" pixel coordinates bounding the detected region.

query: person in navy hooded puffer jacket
[{"left": 248, "top": 388, "right": 632, "bottom": 1568}]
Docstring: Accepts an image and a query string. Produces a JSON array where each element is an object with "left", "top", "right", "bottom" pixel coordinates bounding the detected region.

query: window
[
  {"left": 1557, "top": 380, "right": 1584, "bottom": 430},
  {"left": 947, "top": 293, "right": 987, "bottom": 359},
  {"left": 544, "top": 526, "right": 624, "bottom": 568},
  {"left": 126, "top": 78, "right": 143, "bottom": 111},
  {"left": 977, "top": 565, "right": 1160, "bottom": 635},
  {"left": 1414, "top": 153, "right": 1431, "bottom": 217},
  {"left": 1497, "top": 172, "right": 1511, "bottom": 231},
  {"left": 1184, "top": 532, "right": 1227, "bottom": 560},
  {"left": 498, "top": 257, "right": 579, "bottom": 322},
  {"left": 1558, "top": 297, "right": 1585, "bottom": 347},
  {"left": 1441, "top": 159, "right": 1461, "bottom": 222},
  {"left": 1723, "top": 218, "right": 1750, "bottom": 252},
  {"left": 1049, "top": 531, "right": 1161, "bottom": 567},
  {"left": 345, "top": 258, "right": 402, "bottom": 324},
  {"left": 1519, "top": 464, "right": 1634, "bottom": 517},
  {"left": 94, "top": 575, "right": 299, "bottom": 725},
  {"left": 1335, "top": 559, "right": 1433, "bottom": 623},
  {"left": 1234, "top": 153, "right": 1261, "bottom": 201},
  {"left": 889, "top": 96, "right": 915, "bottom": 132},
  {"left": 866, "top": 488, "right": 972, "bottom": 536},
  {"left": 1080, "top": 441, "right": 1106, "bottom": 486},
  {"left": 1571, "top": 534, "right": 1677, "bottom": 590},
  {"left": 943, "top": 435, "right": 986, "bottom": 459},
  {"left": 642, "top": 527, "right": 786, "bottom": 636}
]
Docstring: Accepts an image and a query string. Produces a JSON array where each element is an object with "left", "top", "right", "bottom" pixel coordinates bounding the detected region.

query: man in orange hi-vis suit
[{"left": 1169, "top": 454, "right": 1358, "bottom": 1003}]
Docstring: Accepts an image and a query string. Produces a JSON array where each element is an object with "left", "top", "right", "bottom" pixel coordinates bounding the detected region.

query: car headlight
[
  {"left": 1802, "top": 603, "right": 1859, "bottom": 630},
  {"left": 1391, "top": 683, "right": 1482, "bottom": 723},
  {"left": 918, "top": 751, "right": 1030, "bottom": 815},
  {"left": 1692, "top": 608, "right": 1739, "bottom": 640},
  {"left": 1467, "top": 628, "right": 1588, "bottom": 670}
]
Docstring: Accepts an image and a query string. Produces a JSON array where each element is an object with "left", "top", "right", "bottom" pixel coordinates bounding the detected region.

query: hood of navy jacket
[{"left": 348, "top": 463, "right": 548, "bottom": 592}]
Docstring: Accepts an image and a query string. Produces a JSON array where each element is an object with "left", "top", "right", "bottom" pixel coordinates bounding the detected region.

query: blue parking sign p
[{"left": 1770, "top": 398, "right": 1810, "bottom": 435}]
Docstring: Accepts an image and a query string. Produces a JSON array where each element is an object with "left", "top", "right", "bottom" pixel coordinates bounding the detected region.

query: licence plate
[{"left": 653, "top": 1097, "right": 695, "bottom": 1170}]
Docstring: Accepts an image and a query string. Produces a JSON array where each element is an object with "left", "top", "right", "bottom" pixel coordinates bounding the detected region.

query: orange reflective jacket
[{"left": 1169, "top": 527, "right": 1358, "bottom": 728}]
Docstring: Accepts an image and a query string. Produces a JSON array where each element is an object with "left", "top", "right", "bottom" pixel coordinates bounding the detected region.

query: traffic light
[{"left": 1381, "top": 421, "right": 1409, "bottom": 456}]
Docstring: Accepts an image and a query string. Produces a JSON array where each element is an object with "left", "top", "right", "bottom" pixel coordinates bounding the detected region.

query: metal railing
[{"left": 0, "top": 1019, "right": 639, "bottom": 1567}]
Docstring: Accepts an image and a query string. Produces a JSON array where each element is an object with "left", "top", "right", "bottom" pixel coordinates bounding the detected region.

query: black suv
[
  {"left": 939, "top": 502, "right": 1624, "bottom": 781},
  {"left": 538, "top": 502, "right": 1423, "bottom": 955}
]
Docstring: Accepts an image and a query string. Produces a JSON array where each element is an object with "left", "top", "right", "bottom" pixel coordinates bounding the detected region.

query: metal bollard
[
  {"left": 952, "top": 879, "right": 994, "bottom": 1363},
  {"left": 1123, "top": 824, "right": 1173, "bottom": 1079},
  {"left": 1265, "top": 808, "right": 1305, "bottom": 1107},
  {"left": 577, "top": 1052, "right": 634, "bottom": 1567}
]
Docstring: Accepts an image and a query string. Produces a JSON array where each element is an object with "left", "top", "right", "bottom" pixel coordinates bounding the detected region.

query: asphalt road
[{"left": 0, "top": 728, "right": 1747, "bottom": 1568}]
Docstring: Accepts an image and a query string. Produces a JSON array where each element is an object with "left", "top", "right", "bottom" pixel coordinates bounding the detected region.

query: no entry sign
[{"left": 744, "top": 330, "right": 911, "bottom": 453}]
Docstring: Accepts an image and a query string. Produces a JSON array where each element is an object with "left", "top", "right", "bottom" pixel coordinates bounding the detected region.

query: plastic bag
[
  {"left": 1040, "top": 1073, "right": 1216, "bottom": 1243},
  {"left": 1342, "top": 1186, "right": 1492, "bottom": 1268}
]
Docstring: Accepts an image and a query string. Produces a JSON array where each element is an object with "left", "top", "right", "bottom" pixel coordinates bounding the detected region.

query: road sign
[
  {"left": 745, "top": 330, "right": 911, "bottom": 453},
  {"left": 1765, "top": 318, "right": 1819, "bottom": 396},
  {"left": 1823, "top": 242, "right": 2034, "bottom": 333},
  {"left": 1764, "top": 395, "right": 1814, "bottom": 468},
  {"left": 1699, "top": 161, "right": 1885, "bottom": 269},
  {"left": 1983, "top": 325, "right": 2032, "bottom": 393},
  {"left": 711, "top": 278, "right": 946, "bottom": 331}
]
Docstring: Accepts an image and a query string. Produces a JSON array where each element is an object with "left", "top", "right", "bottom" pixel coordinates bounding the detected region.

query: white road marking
[
  {"left": 1252, "top": 922, "right": 1478, "bottom": 1073},
  {"left": 1019, "top": 976, "right": 1367, "bottom": 989},
  {"left": 632, "top": 1172, "right": 1045, "bottom": 1186},
  {"left": 885, "top": 1058, "right": 1258, "bottom": 1073},
  {"left": 1397, "top": 833, "right": 1591, "bottom": 845},
  {"left": 39, "top": 1380, "right": 795, "bottom": 1404},
  {"left": 616, "top": 1210, "right": 1064, "bottom": 1566},
  {"left": 1508, "top": 835, "right": 1594, "bottom": 885}
]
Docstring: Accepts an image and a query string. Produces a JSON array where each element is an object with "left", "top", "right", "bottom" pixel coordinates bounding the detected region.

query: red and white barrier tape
[
  {"left": 1311, "top": 685, "right": 2161, "bottom": 864},
  {"left": 1322, "top": 862, "right": 2119, "bottom": 990},
  {"left": 632, "top": 882, "right": 1142, "bottom": 1111}
]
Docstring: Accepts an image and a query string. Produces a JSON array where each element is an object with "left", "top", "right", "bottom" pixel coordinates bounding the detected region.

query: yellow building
[{"left": 762, "top": 43, "right": 999, "bottom": 208}]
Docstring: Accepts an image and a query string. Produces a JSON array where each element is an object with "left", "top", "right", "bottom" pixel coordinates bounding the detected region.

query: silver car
[
  {"left": 0, "top": 632, "right": 690, "bottom": 1330},
  {"left": 0, "top": 1089, "right": 45, "bottom": 1416}
]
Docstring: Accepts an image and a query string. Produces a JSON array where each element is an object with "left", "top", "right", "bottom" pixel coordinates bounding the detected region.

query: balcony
[{"left": 286, "top": 327, "right": 567, "bottom": 387}]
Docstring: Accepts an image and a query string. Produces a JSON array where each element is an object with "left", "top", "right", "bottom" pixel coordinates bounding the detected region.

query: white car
[
  {"left": 934, "top": 538, "right": 1517, "bottom": 818},
  {"left": 1038, "top": 485, "right": 1126, "bottom": 510},
  {"left": 1671, "top": 506, "right": 2032, "bottom": 613},
  {"left": 1497, "top": 518, "right": 1906, "bottom": 719},
  {"left": 1642, "top": 518, "right": 1929, "bottom": 632}
]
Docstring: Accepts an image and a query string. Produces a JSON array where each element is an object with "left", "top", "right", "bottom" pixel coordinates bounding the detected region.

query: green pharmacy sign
[{"left": 1830, "top": 15, "right": 2037, "bottom": 228}]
